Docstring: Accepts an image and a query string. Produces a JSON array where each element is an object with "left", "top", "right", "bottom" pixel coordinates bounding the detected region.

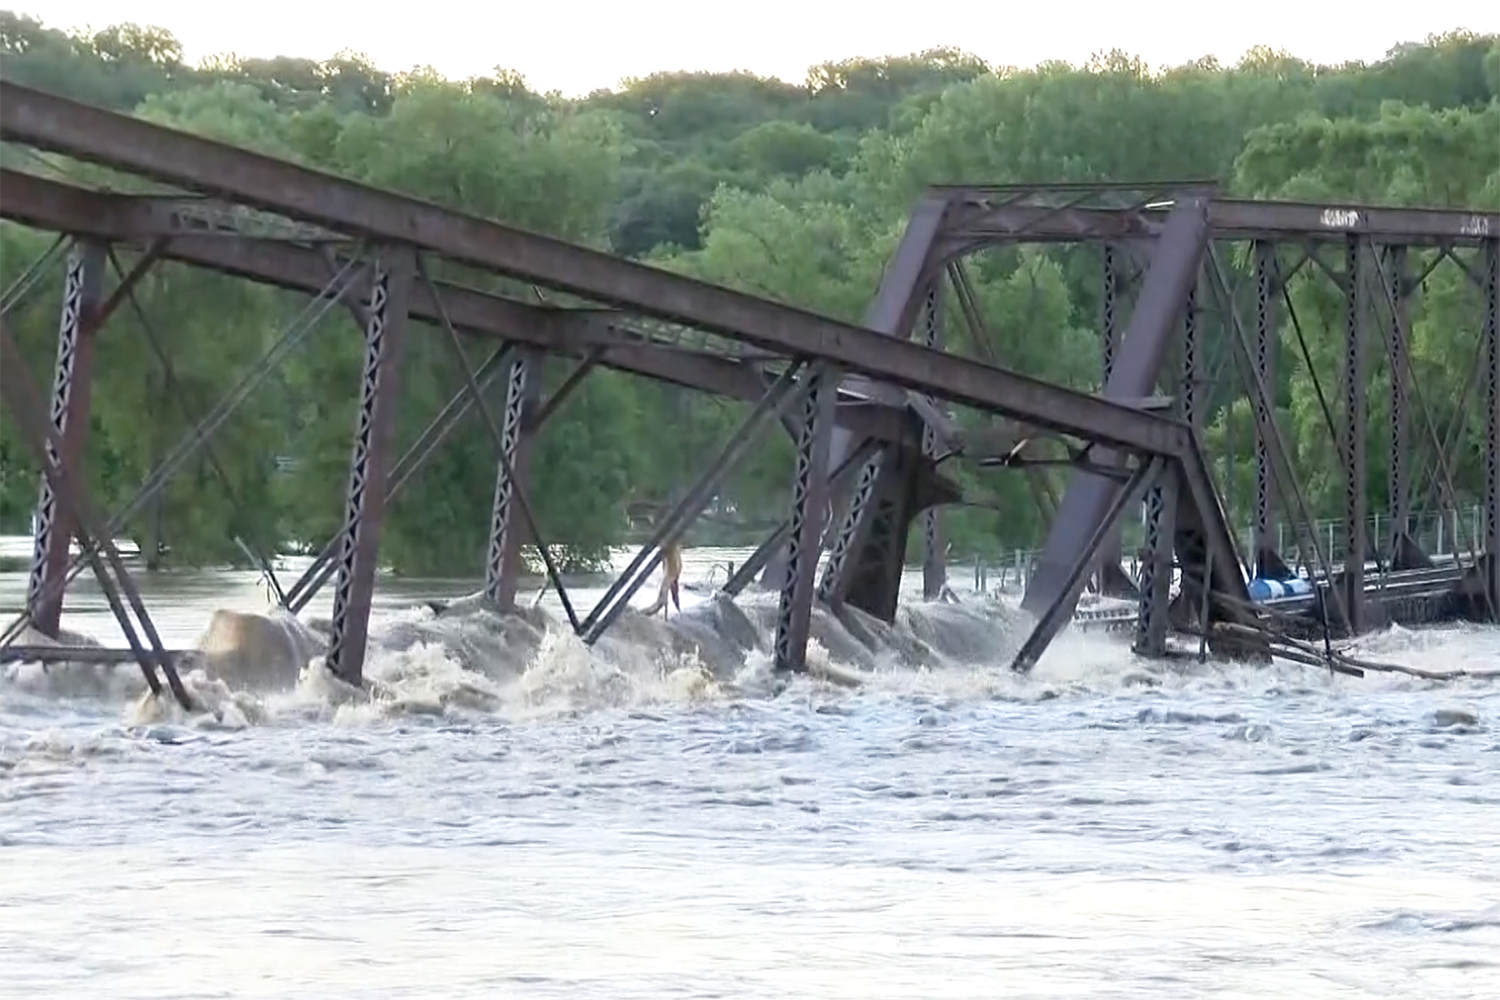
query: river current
[{"left": 1, "top": 546, "right": 1497, "bottom": 999}]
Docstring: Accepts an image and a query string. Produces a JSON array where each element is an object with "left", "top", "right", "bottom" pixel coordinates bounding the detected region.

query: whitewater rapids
[{"left": 2, "top": 556, "right": 1497, "bottom": 998}]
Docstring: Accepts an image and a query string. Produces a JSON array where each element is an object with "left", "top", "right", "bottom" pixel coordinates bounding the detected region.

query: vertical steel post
[
  {"left": 1180, "top": 280, "right": 1200, "bottom": 427},
  {"left": 1385, "top": 245, "right": 1411, "bottom": 552},
  {"left": 325, "top": 247, "right": 413, "bottom": 685},
  {"left": 1100, "top": 243, "right": 1119, "bottom": 385},
  {"left": 919, "top": 283, "right": 945, "bottom": 599},
  {"left": 1483, "top": 238, "right": 1500, "bottom": 620},
  {"left": 484, "top": 348, "right": 541, "bottom": 610},
  {"left": 1252, "top": 241, "right": 1277, "bottom": 574},
  {"left": 816, "top": 448, "right": 884, "bottom": 606},
  {"left": 26, "top": 239, "right": 105, "bottom": 637},
  {"left": 1096, "top": 243, "right": 1122, "bottom": 587},
  {"left": 1342, "top": 236, "right": 1367, "bottom": 633},
  {"left": 1133, "top": 463, "right": 1179, "bottom": 657},
  {"left": 774, "top": 364, "right": 838, "bottom": 673}
]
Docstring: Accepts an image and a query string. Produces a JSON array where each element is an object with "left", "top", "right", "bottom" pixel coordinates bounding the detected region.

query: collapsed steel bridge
[{"left": 0, "top": 81, "right": 1496, "bottom": 707}]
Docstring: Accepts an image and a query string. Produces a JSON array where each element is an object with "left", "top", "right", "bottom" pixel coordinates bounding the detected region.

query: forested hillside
[{"left": 2, "top": 12, "right": 1497, "bottom": 573}]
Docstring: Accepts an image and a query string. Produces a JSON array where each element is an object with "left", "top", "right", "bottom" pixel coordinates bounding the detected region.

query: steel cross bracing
[
  {"left": 0, "top": 85, "right": 1224, "bottom": 456},
  {"left": 2, "top": 80, "right": 1496, "bottom": 684},
  {"left": 825, "top": 177, "right": 1500, "bottom": 654}
]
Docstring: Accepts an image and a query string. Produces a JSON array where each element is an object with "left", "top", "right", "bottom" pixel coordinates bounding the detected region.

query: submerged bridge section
[
  {"left": 0, "top": 80, "right": 1496, "bottom": 705},
  {"left": 816, "top": 179, "right": 1499, "bottom": 659}
]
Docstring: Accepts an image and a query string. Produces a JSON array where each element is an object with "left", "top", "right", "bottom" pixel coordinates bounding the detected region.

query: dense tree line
[{"left": 1, "top": 11, "right": 1497, "bottom": 574}]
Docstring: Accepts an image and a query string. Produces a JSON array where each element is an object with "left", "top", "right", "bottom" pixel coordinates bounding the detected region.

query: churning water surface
[{"left": 1, "top": 548, "right": 1497, "bottom": 999}]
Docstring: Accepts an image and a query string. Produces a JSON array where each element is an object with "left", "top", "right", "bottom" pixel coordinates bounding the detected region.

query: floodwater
[{"left": 2, "top": 544, "right": 1498, "bottom": 999}]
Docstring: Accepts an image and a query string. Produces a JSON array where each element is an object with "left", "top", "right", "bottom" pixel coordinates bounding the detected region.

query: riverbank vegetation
[{"left": 1, "top": 13, "right": 1496, "bottom": 573}]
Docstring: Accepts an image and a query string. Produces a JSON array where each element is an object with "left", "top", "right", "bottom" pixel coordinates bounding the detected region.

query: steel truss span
[{"left": 1, "top": 80, "right": 1496, "bottom": 689}]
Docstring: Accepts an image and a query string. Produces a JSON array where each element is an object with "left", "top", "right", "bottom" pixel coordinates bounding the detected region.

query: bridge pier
[
  {"left": 26, "top": 239, "right": 105, "bottom": 638},
  {"left": 326, "top": 247, "right": 413, "bottom": 686}
]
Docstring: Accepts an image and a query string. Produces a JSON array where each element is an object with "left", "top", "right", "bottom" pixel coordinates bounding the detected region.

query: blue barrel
[{"left": 1247, "top": 576, "right": 1313, "bottom": 602}]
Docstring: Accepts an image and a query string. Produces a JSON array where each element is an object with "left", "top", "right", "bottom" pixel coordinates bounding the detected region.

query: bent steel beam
[
  {"left": 760, "top": 194, "right": 949, "bottom": 592},
  {"left": 0, "top": 89, "right": 1204, "bottom": 460},
  {"left": 0, "top": 172, "right": 914, "bottom": 446},
  {"left": 1012, "top": 457, "right": 1161, "bottom": 673}
]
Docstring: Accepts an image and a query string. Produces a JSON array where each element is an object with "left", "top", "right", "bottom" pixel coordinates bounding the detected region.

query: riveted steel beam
[
  {"left": 1251, "top": 240, "right": 1279, "bottom": 575},
  {"left": 325, "top": 247, "right": 413, "bottom": 685},
  {"left": 1484, "top": 239, "right": 1500, "bottom": 619},
  {"left": 1133, "top": 463, "right": 1179, "bottom": 657},
  {"left": 0, "top": 171, "right": 912, "bottom": 445},
  {"left": 941, "top": 197, "right": 1500, "bottom": 246},
  {"left": 1024, "top": 199, "right": 1209, "bottom": 622},
  {"left": 774, "top": 363, "right": 840, "bottom": 673},
  {"left": 25, "top": 239, "right": 104, "bottom": 636},
  {"left": 0, "top": 92, "right": 1203, "bottom": 459},
  {"left": 1342, "top": 236, "right": 1368, "bottom": 634}
]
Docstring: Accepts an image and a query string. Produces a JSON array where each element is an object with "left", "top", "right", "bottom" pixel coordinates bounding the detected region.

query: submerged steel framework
[
  {"left": 859, "top": 181, "right": 1500, "bottom": 652},
  {"left": 1, "top": 80, "right": 1497, "bottom": 702}
]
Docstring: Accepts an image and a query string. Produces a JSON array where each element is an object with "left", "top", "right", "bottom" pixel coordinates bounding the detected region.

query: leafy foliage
[{"left": 1, "top": 13, "right": 1495, "bottom": 573}]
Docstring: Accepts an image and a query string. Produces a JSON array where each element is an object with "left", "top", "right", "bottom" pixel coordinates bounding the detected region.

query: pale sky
[{"left": 13, "top": 1, "right": 1499, "bottom": 97}]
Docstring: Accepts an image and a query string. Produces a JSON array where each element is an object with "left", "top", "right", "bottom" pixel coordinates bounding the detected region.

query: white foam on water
[{"left": 5, "top": 579, "right": 1498, "bottom": 734}]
